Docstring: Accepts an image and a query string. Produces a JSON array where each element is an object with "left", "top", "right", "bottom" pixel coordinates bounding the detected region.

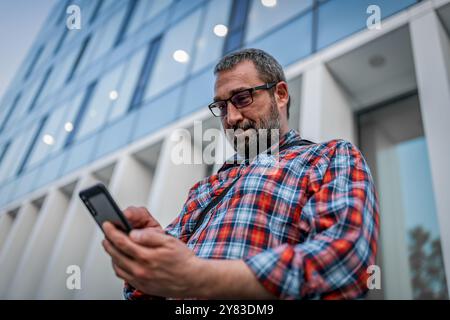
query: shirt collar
[{"left": 217, "top": 129, "right": 301, "bottom": 173}]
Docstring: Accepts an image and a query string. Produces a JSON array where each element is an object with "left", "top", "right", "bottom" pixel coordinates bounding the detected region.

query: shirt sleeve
[{"left": 244, "top": 140, "right": 380, "bottom": 299}]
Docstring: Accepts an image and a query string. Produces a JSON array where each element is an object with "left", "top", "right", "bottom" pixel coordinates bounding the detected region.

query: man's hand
[
  {"left": 123, "top": 206, "right": 162, "bottom": 231},
  {"left": 102, "top": 222, "right": 203, "bottom": 298}
]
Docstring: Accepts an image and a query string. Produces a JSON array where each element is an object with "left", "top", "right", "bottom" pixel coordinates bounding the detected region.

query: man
[{"left": 102, "top": 48, "right": 379, "bottom": 300}]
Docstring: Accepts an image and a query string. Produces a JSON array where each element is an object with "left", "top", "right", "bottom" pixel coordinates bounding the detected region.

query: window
[
  {"left": 66, "top": 36, "right": 91, "bottom": 83},
  {"left": 145, "top": 9, "right": 202, "bottom": 100},
  {"left": 23, "top": 45, "right": 44, "bottom": 80},
  {"left": 0, "top": 93, "right": 21, "bottom": 132},
  {"left": 45, "top": 51, "right": 77, "bottom": 94},
  {"left": 191, "top": 0, "right": 233, "bottom": 74},
  {"left": 0, "top": 142, "right": 11, "bottom": 168},
  {"left": 128, "top": 37, "right": 162, "bottom": 110},
  {"left": 108, "top": 46, "right": 148, "bottom": 120},
  {"left": 113, "top": 0, "right": 139, "bottom": 46},
  {"left": 249, "top": 11, "right": 313, "bottom": 66},
  {"left": 28, "top": 67, "right": 53, "bottom": 111},
  {"left": 0, "top": 123, "right": 39, "bottom": 183},
  {"left": 77, "top": 10, "right": 127, "bottom": 73},
  {"left": 223, "top": 0, "right": 251, "bottom": 54},
  {"left": 65, "top": 82, "right": 97, "bottom": 147},
  {"left": 359, "top": 94, "right": 448, "bottom": 299},
  {"left": 74, "top": 64, "right": 126, "bottom": 141},
  {"left": 17, "top": 116, "right": 49, "bottom": 175},
  {"left": 245, "top": 0, "right": 313, "bottom": 43},
  {"left": 317, "top": 0, "right": 418, "bottom": 50},
  {"left": 127, "top": 0, "right": 173, "bottom": 36},
  {"left": 24, "top": 93, "right": 84, "bottom": 169}
]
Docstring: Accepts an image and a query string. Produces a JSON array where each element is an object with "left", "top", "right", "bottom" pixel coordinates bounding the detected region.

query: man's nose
[{"left": 225, "top": 102, "right": 244, "bottom": 127}]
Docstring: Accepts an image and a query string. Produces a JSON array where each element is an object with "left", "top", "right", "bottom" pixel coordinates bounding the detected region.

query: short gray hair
[{"left": 214, "top": 48, "right": 290, "bottom": 118}]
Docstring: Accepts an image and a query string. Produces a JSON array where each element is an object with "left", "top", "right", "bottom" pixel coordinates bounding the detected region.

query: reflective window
[
  {"left": 191, "top": 0, "right": 232, "bottom": 74},
  {"left": 75, "top": 64, "right": 126, "bottom": 140},
  {"left": 25, "top": 93, "right": 83, "bottom": 169},
  {"left": 145, "top": 9, "right": 202, "bottom": 100},
  {"left": 44, "top": 49, "right": 79, "bottom": 97},
  {"left": 77, "top": 10, "right": 127, "bottom": 73},
  {"left": 127, "top": 0, "right": 173, "bottom": 36},
  {"left": 249, "top": 11, "right": 313, "bottom": 66},
  {"left": 317, "top": 0, "right": 418, "bottom": 50},
  {"left": 108, "top": 47, "right": 147, "bottom": 122},
  {"left": 359, "top": 94, "right": 448, "bottom": 300},
  {"left": 245, "top": 0, "right": 313, "bottom": 43},
  {"left": 0, "top": 124, "right": 39, "bottom": 183}
]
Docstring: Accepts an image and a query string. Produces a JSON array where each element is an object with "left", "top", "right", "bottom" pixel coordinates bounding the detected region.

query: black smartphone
[{"left": 79, "top": 183, "right": 132, "bottom": 234}]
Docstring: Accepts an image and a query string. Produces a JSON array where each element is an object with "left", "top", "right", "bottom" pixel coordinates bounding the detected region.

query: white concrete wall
[
  {"left": 300, "top": 63, "right": 356, "bottom": 144},
  {"left": 77, "top": 155, "right": 153, "bottom": 299},
  {"left": 0, "top": 202, "right": 39, "bottom": 298},
  {"left": 8, "top": 188, "right": 70, "bottom": 299}
]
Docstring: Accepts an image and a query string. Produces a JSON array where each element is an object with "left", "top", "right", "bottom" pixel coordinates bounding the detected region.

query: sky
[{"left": 0, "top": 0, "right": 57, "bottom": 101}]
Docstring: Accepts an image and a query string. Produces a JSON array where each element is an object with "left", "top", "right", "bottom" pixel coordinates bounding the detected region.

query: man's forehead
[{"left": 214, "top": 61, "right": 260, "bottom": 98}]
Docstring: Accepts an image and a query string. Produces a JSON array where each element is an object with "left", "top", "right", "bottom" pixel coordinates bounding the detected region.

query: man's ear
[{"left": 275, "top": 81, "right": 289, "bottom": 113}]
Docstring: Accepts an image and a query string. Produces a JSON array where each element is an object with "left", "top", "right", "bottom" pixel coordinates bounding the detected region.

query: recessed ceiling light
[
  {"left": 213, "top": 24, "right": 228, "bottom": 37},
  {"left": 43, "top": 134, "right": 55, "bottom": 145},
  {"left": 109, "top": 90, "right": 119, "bottom": 100},
  {"left": 173, "top": 50, "right": 189, "bottom": 63},
  {"left": 261, "top": 0, "right": 277, "bottom": 8},
  {"left": 368, "top": 55, "right": 386, "bottom": 68},
  {"left": 64, "top": 122, "right": 74, "bottom": 132}
]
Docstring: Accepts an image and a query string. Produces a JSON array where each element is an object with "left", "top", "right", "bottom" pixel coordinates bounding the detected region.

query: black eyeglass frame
[{"left": 208, "top": 82, "right": 277, "bottom": 117}]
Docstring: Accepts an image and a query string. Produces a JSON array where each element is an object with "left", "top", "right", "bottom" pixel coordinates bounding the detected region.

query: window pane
[
  {"left": 245, "top": 0, "right": 313, "bottom": 43},
  {"left": 127, "top": 0, "right": 173, "bottom": 35},
  {"left": 145, "top": 9, "right": 202, "bottom": 99},
  {"left": 108, "top": 47, "right": 147, "bottom": 123},
  {"left": 248, "top": 11, "right": 313, "bottom": 66},
  {"left": 75, "top": 64, "right": 126, "bottom": 140},
  {"left": 0, "top": 124, "right": 39, "bottom": 182},
  {"left": 317, "top": 0, "right": 417, "bottom": 50},
  {"left": 26, "top": 108, "right": 65, "bottom": 168},
  {"left": 191, "top": 0, "right": 232, "bottom": 74},
  {"left": 52, "top": 93, "right": 84, "bottom": 152}
]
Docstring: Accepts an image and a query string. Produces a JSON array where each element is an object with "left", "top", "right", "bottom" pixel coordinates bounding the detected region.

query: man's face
[{"left": 214, "top": 61, "right": 281, "bottom": 157}]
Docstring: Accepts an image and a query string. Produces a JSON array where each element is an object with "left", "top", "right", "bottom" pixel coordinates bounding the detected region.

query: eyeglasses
[{"left": 208, "top": 82, "right": 277, "bottom": 117}]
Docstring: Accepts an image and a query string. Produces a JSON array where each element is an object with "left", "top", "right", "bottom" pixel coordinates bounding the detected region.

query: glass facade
[{"left": 0, "top": 0, "right": 420, "bottom": 207}]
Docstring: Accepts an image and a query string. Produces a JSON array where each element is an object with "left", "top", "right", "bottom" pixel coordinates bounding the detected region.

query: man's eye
[{"left": 233, "top": 92, "right": 251, "bottom": 104}]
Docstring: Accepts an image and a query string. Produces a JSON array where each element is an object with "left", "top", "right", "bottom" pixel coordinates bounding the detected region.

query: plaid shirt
[{"left": 124, "top": 129, "right": 379, "bottom": 300}]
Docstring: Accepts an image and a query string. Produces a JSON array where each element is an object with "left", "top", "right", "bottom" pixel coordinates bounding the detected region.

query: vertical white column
[
  {"left": 77, "top": 155, "right": 153, "bottom": 299},
  {"left": 148, "top": 131, "right": 207, "bottom": 228},
  {"left": 8, "top": 188, "right": 70, "bottom": 299},
  {"left": 36, "top": 174, "right": 98, "bottom": 300},
  {"left": 0, "top": 202, "right": 39, "bottom": 298},
  {"left": 0, "top": 211, "right": 15, "bottom": 253},
  {"left": 410, "top": 10, "right": 450, "bottom": 296},
  {"left": 300, "top": 63, "right": 356, "bottom": 144},
  {"left": 374, "top": 129, "right": 413, "bottom": 299}
]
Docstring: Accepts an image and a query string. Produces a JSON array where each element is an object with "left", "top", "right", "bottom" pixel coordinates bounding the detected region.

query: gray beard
[{"left": 225, "top": 101, "right": 281, "bottom": 160}]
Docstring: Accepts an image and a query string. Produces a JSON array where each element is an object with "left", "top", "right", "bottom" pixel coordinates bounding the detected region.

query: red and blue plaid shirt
[{"left": 125, "top": 129, "right": 379, "bottom": 300}]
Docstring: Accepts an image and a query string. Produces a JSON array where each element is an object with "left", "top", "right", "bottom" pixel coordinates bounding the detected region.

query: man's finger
[
  {"left": 102, "top": 239, "right": 138, "bottom": 275},
  {"left": 111, "top": 261, "right": 133, "bottom": 282},
  {"left": 129, "top": 228, "right": 169, "bottom": 247},
  {"left": 102, "top": 222, "right": 149, "bottom": 260}
]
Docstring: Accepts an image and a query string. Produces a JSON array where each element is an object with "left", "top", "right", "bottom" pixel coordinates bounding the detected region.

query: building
[{"left": 0, "top": 0, "right": 449, "bottom": 299}]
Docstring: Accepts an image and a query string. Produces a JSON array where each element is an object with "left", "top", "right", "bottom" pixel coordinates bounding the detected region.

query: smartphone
[{"left": 79, "top": 183, "right": 132, "bottom": 234}]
